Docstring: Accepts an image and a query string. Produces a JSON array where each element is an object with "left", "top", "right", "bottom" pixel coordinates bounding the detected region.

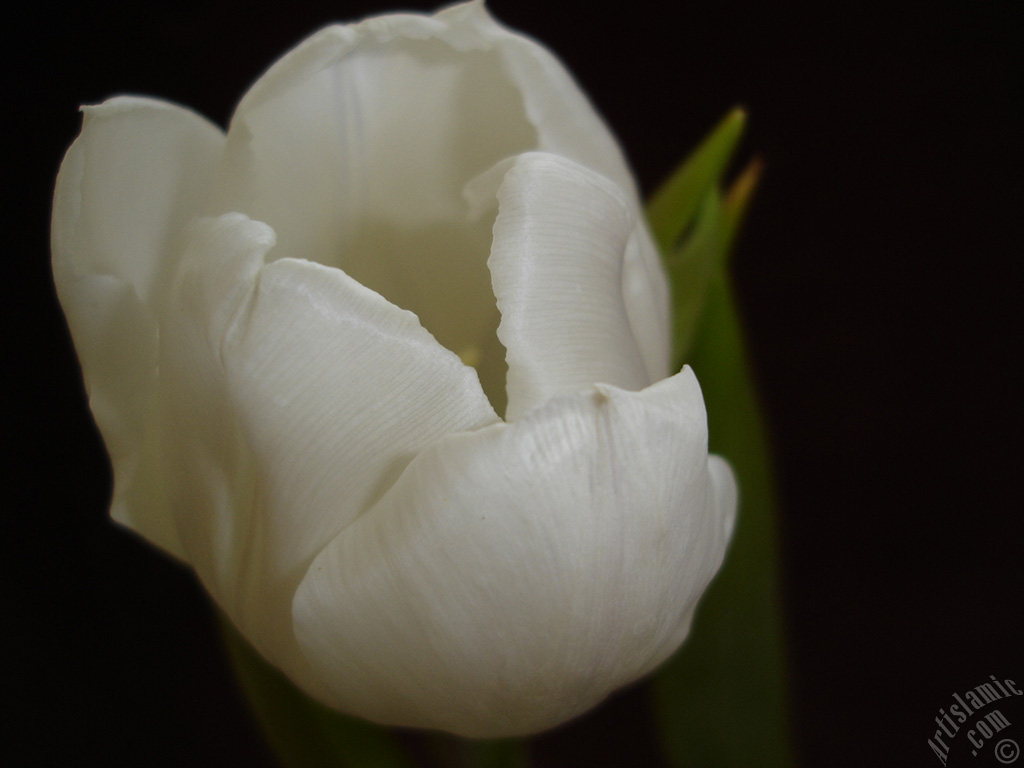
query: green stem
[{"left": 652, "top": 266, "right": 795, "bottom": 767}]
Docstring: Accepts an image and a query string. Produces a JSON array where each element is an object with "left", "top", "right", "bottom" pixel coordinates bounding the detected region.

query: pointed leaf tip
[{"left": 646, "top": 106, "right": 748, "bottom": 254}]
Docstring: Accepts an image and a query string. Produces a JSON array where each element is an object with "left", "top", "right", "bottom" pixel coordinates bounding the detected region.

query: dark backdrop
[{"left": 8, "top": 1, "right": 1021, "bottom": 766}]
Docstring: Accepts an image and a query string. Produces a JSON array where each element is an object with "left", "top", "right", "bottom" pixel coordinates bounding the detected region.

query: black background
[{"left": 7, "top": 1, "right": 1021, "bottom": 766}]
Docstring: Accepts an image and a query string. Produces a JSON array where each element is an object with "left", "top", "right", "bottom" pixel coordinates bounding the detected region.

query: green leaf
[
  {"left": 219, "top": 617, "right": 414, "bottom": 768},
  {"left": 663, "top": 188, "right": 724, "bottom": 367},
  {"left": 646, "top": 108, "right": 747, "bottom": 255},
  {"left": 662, "top": 156, "right": 764, "bottom": 376},
  {"left": 648, "top": 149, "right": 794, "bottom": 766}
]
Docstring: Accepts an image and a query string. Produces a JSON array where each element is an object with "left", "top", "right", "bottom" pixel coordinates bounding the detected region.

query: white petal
[
  {"left": 160, "top": 214, "right": 499, "bottom": 692},
  {"left": 217, "top": 12, "right": 535, "bottom": 241},
  {"left": 53, "top": 97, "right": 226, "bottom": 305},
  {"left": 293, "top": 367, "right": 735, "bottom": 737},
  {"left": 708, "top": 453, "right": 739, "bottom": 543},
  {"left": 623, "top": 223, "right": 672, "bottom": 382},
  {"left": 437, "top": 1, "right": 638, "bottom": 197},
  {"left": 52, "top": 96, "right": 225, "bottom": 558},
  {"left": 219, "top": 0, "right": 642, "bottom": 235},
  {"left": 487, "top": 153, "right": 650, "bottom": 420},
  {"left": 442, "top": 1, "right": 673, "bottom": 380}
]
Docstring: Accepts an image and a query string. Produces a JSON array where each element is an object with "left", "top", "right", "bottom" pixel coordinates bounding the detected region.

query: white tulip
[{"left": 52, "top": 0, "right": 736, "bottom": 738}]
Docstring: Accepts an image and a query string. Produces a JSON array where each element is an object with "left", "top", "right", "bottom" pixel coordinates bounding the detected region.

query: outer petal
[
  {"left": 159, "top": 214, "right": 499, "bottom": 695},
  {"left": 293, "top": 367, "right": 735, "bottom": 737},
  {"left": 484, "top": 152, "right": 650, "bottom": 420},
  {"left": 52, "top": 97, "right": 225, "bottom": 558}
]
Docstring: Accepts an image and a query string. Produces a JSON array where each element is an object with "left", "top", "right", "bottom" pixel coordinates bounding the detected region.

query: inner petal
[
  {"left": 486, "top": 153, "right": 652, "bottom": 421},
  {"left": 216, "top": 33, "right": 538, "bottom": 415}
]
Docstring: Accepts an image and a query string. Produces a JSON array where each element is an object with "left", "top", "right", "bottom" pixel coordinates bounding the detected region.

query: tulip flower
[{"left": 52, "top": 0, "right": 736, "bottom": 738}]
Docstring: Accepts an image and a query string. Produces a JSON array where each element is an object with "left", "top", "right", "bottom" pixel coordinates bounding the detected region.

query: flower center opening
[
  {"left": 226, "top": 38, "right": 538, "bottom": 417},
  {"left": 339, "top": 214, "right": 510, "bottom": 417}
]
